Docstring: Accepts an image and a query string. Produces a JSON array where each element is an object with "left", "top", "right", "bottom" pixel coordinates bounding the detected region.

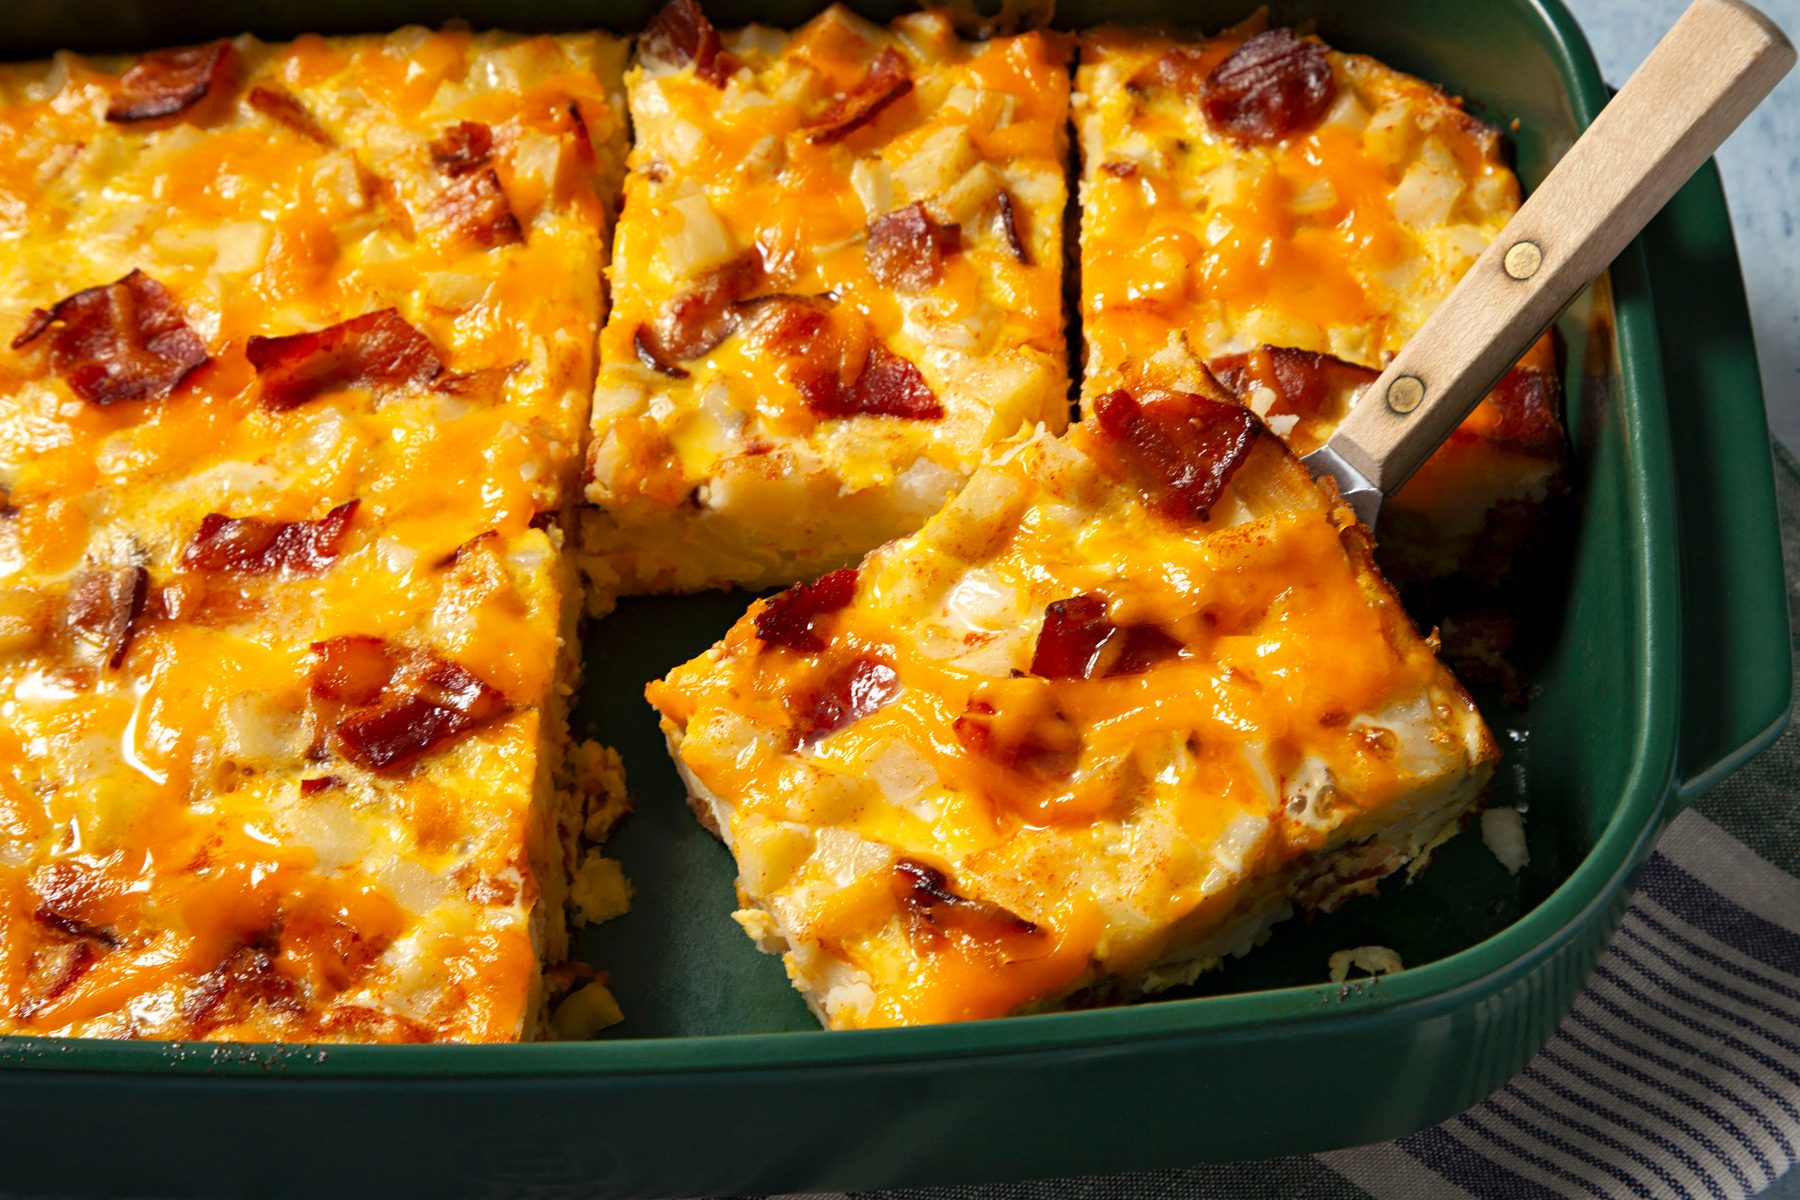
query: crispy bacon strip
[
  {"left": 741, "top": 296, "right": 941, "bottom": 420},
  {"left": 310, "top": 636, "right": 510, "bottom": 772},
  {"left": 311, "top": 634, "right": 396, "bottom": 707},
  {"left": 12, "top": 270, "right": 209, "bottom": 406},
  {"left": 806, "top": 48, "right": 914, "bottom": 145},
  {"left": 996, "top": 190, "right": 1030, "bottom": 265},
  {"left": 1201, "top": 29, "right": 1336, "bottom": 144},
  {"left": 796, "top": 656, "right": 900, "bottom": 742},
  {"left": 952, "top": 684, "right": 1080, "bottom": 782},
  {"left": 639, "top": 251, "right": 766, "bottom": 367},
  {"left": 1484, "top": 367, "right": 1565, "bottom": 460},
  {"left": 755, "top": 567, "right": 858, "bottom": 652},
  {"left": 182, "top": 500, "right": 359, "bottom": 577},
  {"left": 1209, "top": 345, "right": 1376, "bottom": 422},
  {"left": 866, "top": 203, "right": 962, "bottom": 291},
  {"left": 1029, "top": 592, "right": 1181, "bottom": 680},
  {"left": 248, "top": 309, "right": 443, "bottom": 412},
  {"left": 811, "top": 342, "right": 943, "bottom": 420},
  {"left": 565, "top": 101, "right": 596, "bottom": 162},
  {"left": 1092, "top": 389, "right": 1262, "bottom": 522},
  {"left": 642, "top": 0, "right": 735, "bottom": 87},
  {"left": 18, "top": 941, "right": 98, "bottom": 1020},
  {"left": 892, "top": 859, "right": 1042, "bottom": 945},
  {"left": 634, "top": 327, "right": 689, "bottom": 378},
  {"left": 183, "top": 944, "right": 303, "bottom": 1033},
  {"left": 430, "top": 121, "right": 494, "bottom": 177},
  {"left": 246, "top": 86, "right": 332, "bottom": 144},
  {"left": 433, "top": 167, "right": 523, "bottom": 248},
  {"left": 105, "top": 40, "right": 233, "bottom": 123},
  {"left": 65, "top": 565, "right": 148, "bottom": 670}
]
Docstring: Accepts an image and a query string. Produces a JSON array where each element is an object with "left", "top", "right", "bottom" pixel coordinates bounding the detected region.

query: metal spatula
[{"left": 1305, "top": 0, "right": 1794, "bottom": 529}]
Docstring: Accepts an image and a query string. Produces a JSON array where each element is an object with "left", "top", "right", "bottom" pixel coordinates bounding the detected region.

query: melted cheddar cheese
[
  {"left": 650, "top": 391, "right": 1496, "bottom": 1029},
  {"left": 1075, "top": 23, "right": 1565, "bottom": 587},
  {"left": 581, "top": 5, "right": 1071, "bottom": 597},
  {"left": 0, "top": 29, "right": 629, "bottom": 1042}
]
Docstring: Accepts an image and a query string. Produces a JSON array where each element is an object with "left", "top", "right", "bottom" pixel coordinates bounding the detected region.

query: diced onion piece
[
  {"left": 1480, "top": 807, "right": 1529, "bottom": 875},
  {"left": 1392, "top": 136, "right": 1463, "bottom": 228},
  {"left": 666, "top": 192, "right": 736, "bottom": 274},
  {"left": 1328, "top": 945, "right": 1404, "bottom": 984}
]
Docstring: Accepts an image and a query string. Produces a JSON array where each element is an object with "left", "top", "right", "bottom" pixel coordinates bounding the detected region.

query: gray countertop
[{"left": 1562, "top": 0, "right": 1800, "bottom": 453}]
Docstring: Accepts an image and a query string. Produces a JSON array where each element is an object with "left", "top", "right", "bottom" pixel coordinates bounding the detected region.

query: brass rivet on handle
[
  {"left": 1504, "top": 239, "right": 1543, "bottom": 280},
  {"left": 1386, "top": 374, "right": 1425, "bottom": 415}
]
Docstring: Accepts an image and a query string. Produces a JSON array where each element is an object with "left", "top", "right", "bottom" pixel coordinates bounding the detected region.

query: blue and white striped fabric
[
  {"left": 761, "top": 455, "right": 1800, "bottom": 1200},
  {"left": 1322, "top": 811, "right": 1800, "bottom": 1200}
]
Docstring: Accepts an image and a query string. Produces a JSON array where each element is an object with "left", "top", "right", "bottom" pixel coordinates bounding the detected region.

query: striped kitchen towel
[{"left": 755, "top": 467, "right": 1800, "bottom": 1200}]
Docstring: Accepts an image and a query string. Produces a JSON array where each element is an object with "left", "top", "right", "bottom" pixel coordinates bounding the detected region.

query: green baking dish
[{"left": 0, "top": 0, "right": 1789, "bottom": 1195}]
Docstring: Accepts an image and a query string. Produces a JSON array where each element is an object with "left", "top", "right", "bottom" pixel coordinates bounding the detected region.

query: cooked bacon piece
[
  {"left": 65, "top": 565, "right": 148, "bottom": 670},
  {"left": 740, "top": 293, "right": 838, "bottom": 396},
  {"left": 12, "top": 270, "right": 210, "bottom": 407},
  {"left": 640, "top": 251, "right": 766, "bottom": 368},
  {"left": 17, "top": 940, "right": 98, "bottom": 1020},
  {"left": 811, "top": 342, "right": 943, "bottom": 420},
  {"left": 1093, "top": 389, "right": 1262, "bottom": 522},
  {"left": 246, "top": 86, "right": 332, "bottom": 144},
  {"left": 796, "top": 656, "right": 900, "bottom": 742},
  {"left": 336, "top": 665, "right": 507, "bottom": 771},
  {"left": 436, "top": 361, "right": 522, "bottom": 405},
  {"left": 182, "top": 500, "right": 359, "bottom": 577},
  {"left": 1030, "top": 592, "right": 1182, "bottom": 680},
  {"left": 952, "top": 681, "right": 1081, "bottom": 782},
  {"left": 34, "top": 906, "right": 120, "bottom": 949},
  {"left": 433, "top": 167, "right": 523, "bottom": 248},
  {"left": 183, "top": 944, "right": 303, "bottom": 1034},
  {"left": 310, "top": 634, "right": 396, "bottom": 707},
  {"left": 20, "top": 896, "right": 119, "bottom": 1017},
  {"left": 1210, "top": 345, "right": 1376, "bottom": 422},
  {"left": 995, "top": 190, "right": 1030, "bottom": 265},
  {"left": 298, "top": 775, "right": 340, "bottom": 796},
  {"left": 866, "top": 203, "right": 962, "bottom": 291},
  {"left": 105, "top": 40, "right": 232, "bottom": 123},
  {"left": 1202, "top": 29, "right": 1335, "bottom": 144},
  {"left": 755, "top": 567, "right": 858, "bottom": 652},
  {"left": 1126, "top": 47, "right": 1215, "bottom": 97},
  {"left": 806, "top": 48, "right": 914, "bottom": 145},
  {"left": 741, "top": 295, "right": 941, "bottom": 420},
  {"left": 642, "top": 0, "right": 735, "bottom": 87},
  {"left": 634, "top": 327, "right": 689, "bottom": 378},
  {"left": 892, "top": 859, "right": 1042, "bottom": 946},
  {"left": 1100, "top": 160, "right": 1138, "bottom": 178},
  {"left": 430, "top": 121, "right": 494, "bottom": 176},
  {"left": 565, "top": 100, "right": 596, "bottom": 161},
  {"left": 248, "top": 309, "right": 444, "bottom": 412},
  {"left": 1484, "top": 367, "right": 1564, "bottom": 459},
  {"left": 1029, "top": 593, "right": 1180, "bottom": 680},
  {"left": 310, "top": 637, "right": 509, "bottom": 772},
  {"left": 1029, "top": 593, "right": 1109, "bottom": 678}
]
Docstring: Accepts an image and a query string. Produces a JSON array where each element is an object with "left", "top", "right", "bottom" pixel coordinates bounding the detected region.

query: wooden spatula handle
[{"left": 1331, "top": 0, "right": 1794, "bottom": 494}]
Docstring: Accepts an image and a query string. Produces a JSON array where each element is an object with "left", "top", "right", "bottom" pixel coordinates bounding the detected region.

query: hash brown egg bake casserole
[{"left": 0, "top": 2, "right": 1565, "bottom": 1040}]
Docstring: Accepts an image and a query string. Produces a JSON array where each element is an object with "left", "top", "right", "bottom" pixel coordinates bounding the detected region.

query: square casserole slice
[
  {"left": 1075, "top": 22, "right": 1565, "bottom": 591},
  {"left": 0, "top": 28, "right": 629, "bottom": 1042},
  {"left": 581, "top": 1, "right": 1072, "bottom": 598},
  {"left": 649, "top": 378, "right": 1498, "bottom": 1029}
]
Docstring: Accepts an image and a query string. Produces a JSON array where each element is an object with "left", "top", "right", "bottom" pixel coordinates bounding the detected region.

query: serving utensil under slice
[{"left": 1306, "top": 0, "right": 1793, "bottom": 528}]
